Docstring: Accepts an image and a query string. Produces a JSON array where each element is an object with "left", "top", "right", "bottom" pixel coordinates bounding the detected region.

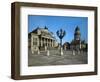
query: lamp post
[{"left": 56, "top": 29, "right": 66, "bottom": 56}]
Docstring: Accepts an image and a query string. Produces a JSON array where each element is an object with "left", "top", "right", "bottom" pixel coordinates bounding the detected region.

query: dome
[
  {"left": 75, "top": 26, "right": 80, "bottom": 32},
  {"left": 74, "top": 26, "right": 80, "bottom": 35}
]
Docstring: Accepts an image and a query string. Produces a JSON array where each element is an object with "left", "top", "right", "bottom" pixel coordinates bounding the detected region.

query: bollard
[
  {"left": 47, "top": 50, "right": 50, "bottom": 56},
  {"left": 45, "top": 46, "right": 47, "bottom": 51},
  {"left": 37, "top": 50, "right": 40, "bottom": 55},
  {"left": 72, "top": 50, "right": 75, "bottom": 55},
  {"left": 61, "top": 48, "right": 63, "bottom": 56},
  {"left": 32, "top": 51, "right": 34, "bottom": 54}
]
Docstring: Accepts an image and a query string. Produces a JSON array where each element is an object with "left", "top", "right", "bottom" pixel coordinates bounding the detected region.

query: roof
[
  {"left": 74, "top": 26, "right": 80, "bottom": 35},
  {"left": 63, "top": 42, "right": 70, "bottom": 47},
  {"left": 28, "top": 27, "right": 56, "bottom": 40}
]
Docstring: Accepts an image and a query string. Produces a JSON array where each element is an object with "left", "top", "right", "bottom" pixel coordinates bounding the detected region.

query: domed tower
[{"left": 74, "top": 26, "right": 81, "bottom": 41}]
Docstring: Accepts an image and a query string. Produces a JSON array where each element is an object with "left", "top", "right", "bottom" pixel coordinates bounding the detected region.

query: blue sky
[{"left": 28, "top": 15, "right": 88, "bottom": 43}]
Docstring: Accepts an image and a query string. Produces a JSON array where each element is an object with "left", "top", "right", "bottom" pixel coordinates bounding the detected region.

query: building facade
[
  {"left": 63, "top": 42, "right": 70, "bottom": 50},
  {"left": 28, "top": 27, "right": 57, "bottom": 53},
  {"left": 29, "top": 26, "right": 87, "bottom": 53},
  {"left": 70, "top": 26, "right": 87, "bottom": 50}
]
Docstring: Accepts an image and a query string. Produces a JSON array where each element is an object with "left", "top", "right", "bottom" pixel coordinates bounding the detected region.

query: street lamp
[{"left": 56, "top": 29, "right": 66, "bottom": 56}]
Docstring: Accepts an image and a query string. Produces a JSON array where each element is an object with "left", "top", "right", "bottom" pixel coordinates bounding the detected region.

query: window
[{"left": 33, "top": 38, "right": 37, "bottom": 45}]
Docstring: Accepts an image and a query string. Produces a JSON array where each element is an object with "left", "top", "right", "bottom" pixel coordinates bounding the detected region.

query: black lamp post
[{"left": 56, "top": 29, "right": 66, "bottom": 55}]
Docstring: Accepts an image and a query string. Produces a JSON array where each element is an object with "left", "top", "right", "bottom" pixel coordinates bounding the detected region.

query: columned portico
[{"left": 39, "top": 36, "right": 55, "bottom": 48}]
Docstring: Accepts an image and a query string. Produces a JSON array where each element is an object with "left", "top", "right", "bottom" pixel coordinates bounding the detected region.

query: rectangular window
[{"left": 33, "top": 38, "right": 37, "bottom": 45}]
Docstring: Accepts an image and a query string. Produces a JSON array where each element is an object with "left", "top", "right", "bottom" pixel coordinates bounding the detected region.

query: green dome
[
  {"left": 75, "top": 26, "right": 80, "bottom": 35},
  {"left": 75, "top": 26, "right": 80, "bottom": 32}
]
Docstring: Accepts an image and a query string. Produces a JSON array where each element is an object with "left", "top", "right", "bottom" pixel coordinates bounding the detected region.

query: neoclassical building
[
  {"left": 28, "top": 26, "right": 58, "bottom": 53},
  {"left": 70, "top": 26, "right": 87, "bottom": 50}
]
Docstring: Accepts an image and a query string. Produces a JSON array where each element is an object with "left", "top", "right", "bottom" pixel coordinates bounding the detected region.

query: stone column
[
  {"left": 51, "top": 39, "right": 52, "bottom": 47},
  {"left": 43, "top": 38, "right": 45, "bottom": 46},
  {"left": 48, "top": 39, "right": 50, "bottom": 47},
  {"left": 44, "top": 38, "right": 46, "bottom": 46},
  {"left": 46, "top": 38, "right": 48, "bottom": 47},
  {"left": 47, "top": 38, "right": 48, "bottom": 47},
  {"left": 52, "top": 40, "right": 54, "bottom": 47},
  {"left": 41, "top": 37, "right": 43, "bottom": 47},
  {"left": 51, "top": 40, "right": 52, "bottom": 47},
  {"left": 49, "top": 39, "right": 51, "bottom": 47},
  {"left": 50, "top": 39, "right": 51, "bottom": 47}
]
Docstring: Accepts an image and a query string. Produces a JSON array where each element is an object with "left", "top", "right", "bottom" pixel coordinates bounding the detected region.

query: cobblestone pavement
[{"left": 28, "top": 49, "right": 88, "bottom": 66}]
